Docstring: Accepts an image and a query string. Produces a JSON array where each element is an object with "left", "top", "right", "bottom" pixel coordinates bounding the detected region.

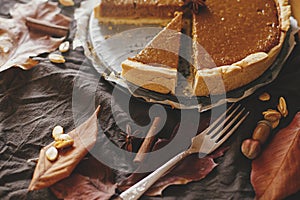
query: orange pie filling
[
  {"left": 95, "top": 0, "right": 291, "bottom": 96},
  {"left": 192, "top": 0, "right": 290, "bottom": 96},
  {"left": 94, "top": 0, "right": 186, "bottom": 25},
  {"left": 121, "top": 12, "right": 183, "bottom": 94}
]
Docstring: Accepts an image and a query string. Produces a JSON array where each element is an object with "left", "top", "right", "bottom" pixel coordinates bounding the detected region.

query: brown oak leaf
[
  {"left": 51, "top": 174, "right": 116, "bottom": 200},
  {"left": 118, "top": 147, "right": 228, "bottom": 196},
  {"left": 251, "top": 112, "right": 300, "bottom": 200},
  {"left": 0, "top": 0, "right": 71, "bottom": 72},
  {"left": 51, "top": 156, "right": 117, "bottom": 200},
  {"left": 28, "top": 106, "right": 101, "bottom": 191}
]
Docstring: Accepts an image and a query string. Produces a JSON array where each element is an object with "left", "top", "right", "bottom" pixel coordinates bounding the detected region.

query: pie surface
[
  {"left": 121, "top": 12, "right": 183, "bottom": 94},
  {"left": 94, "top": 0, "right": 291, "bottom": 96},
  {"left": 94, "top": 0, "right": 186, "bottom": 25},
  {"left": 192, "top": 0, "right": 290, "bottom": 96}
]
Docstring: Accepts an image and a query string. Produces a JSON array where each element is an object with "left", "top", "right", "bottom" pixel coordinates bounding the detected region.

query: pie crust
[
  {"left": 121, "top": 12, "right": 183, "bottom": 94},
  {"left": 192, "top": 0, "right": 291, "bottom": 96},
  {"left": 95, "top": 0, "right": 291, "bottom": 96}
]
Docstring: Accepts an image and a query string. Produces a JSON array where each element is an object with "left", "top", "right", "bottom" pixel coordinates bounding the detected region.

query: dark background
[{"left": 0, "top": 0, "right": 299, "bottom": 199}]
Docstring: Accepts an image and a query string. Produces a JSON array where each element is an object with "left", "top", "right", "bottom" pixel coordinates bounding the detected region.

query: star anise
[
  {"left": 184, "top": 0, "right": 206, "bottom": 14},
  {"left": 118, "top": 124, "right": 143, "bottom": 152}
]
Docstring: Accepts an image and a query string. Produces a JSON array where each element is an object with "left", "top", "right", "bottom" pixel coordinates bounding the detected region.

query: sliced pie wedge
[
  {"left": 96, "top": 0, "right": 291, "bottom": 97},
  {"left": 121, "top": 12, "right": 183, "bottom": 94}
]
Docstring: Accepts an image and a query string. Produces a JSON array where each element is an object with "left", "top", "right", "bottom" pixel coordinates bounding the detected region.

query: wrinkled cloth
[{"left": 0, "top": 0, "right": 300, "bottom": 199}]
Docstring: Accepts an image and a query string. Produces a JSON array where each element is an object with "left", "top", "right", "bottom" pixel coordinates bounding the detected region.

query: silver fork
[{"left": 119, "top": 104, "right": 249, "bottom": 200}]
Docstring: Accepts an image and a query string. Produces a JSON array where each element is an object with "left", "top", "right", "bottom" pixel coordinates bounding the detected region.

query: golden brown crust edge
[
  {"left": 193, "top": 0, "right": 291, "bottom": 96},
  {"left": 121, "top": 59, "right": 178, "bottom": 94}
]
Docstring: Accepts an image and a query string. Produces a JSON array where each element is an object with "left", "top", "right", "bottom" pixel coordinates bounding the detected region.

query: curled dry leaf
[
  {"left": 28, "top": 106, "right": 101, "bottom": 191},
  {"left": 251, "top": 112, "right": 300, "bottom": 200},
  {"left": 0, "top": 0, "right": 71, "bottom": 72}
]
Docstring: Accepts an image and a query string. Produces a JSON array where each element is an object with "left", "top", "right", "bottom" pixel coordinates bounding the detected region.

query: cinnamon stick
[
  {"left": 25, "top": 17, "right": 69, "bottom": 37},
  {"left": 133, "top": 117, "right": 162, "bottom": 163}
]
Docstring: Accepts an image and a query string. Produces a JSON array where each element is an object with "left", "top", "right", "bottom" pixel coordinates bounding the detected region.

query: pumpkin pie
[
  {"left": 121, "top": 12, "right": 183, "bottom": 94},
  {"left": 94, "top": 0, "right": 291, "bottom": 96}
]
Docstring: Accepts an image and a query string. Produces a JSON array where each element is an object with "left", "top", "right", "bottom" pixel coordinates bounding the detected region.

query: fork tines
[{"left": 207, "top": 103, "right": 249, "bottom": 143}]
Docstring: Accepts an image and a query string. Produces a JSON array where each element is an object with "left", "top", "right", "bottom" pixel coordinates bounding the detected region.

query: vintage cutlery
[{"left": 119, "top": 103, "right": 249, "bottom": 200}]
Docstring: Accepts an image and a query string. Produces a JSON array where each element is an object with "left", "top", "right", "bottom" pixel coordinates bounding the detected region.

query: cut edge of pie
[
  {"left": 122, "top": 60, "right": 178, "bottom": 94},
  {"left": 192, "top": 0, "right": 291, "bottom": 96},
  {"left": 94, "top": 0, "right": 185, "bottom": 25},
  {"left": 95, "top": 0, "right": 291, "bottom": 97},
  {"left": 93, "top": 14, "right": 173, "bottom": 26},
  {"left": 121, "top": 11, "right": 183, "bottom": 94}
]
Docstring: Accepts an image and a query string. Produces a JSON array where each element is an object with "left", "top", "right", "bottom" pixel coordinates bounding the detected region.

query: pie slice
[
  {"left": 94, "top": 0, "right": 185, "bottom": 25},
  {"left": 121, "top": 12, "right": 183, "bottom": 94}
]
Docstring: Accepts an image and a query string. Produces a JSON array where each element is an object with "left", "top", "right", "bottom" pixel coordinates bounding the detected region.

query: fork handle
[{"left": 119, "top": 151, "right": 190, "bottom": 200}]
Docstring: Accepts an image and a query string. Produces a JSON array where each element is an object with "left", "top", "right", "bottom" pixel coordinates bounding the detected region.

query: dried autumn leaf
[
  {"left": 28, "top": 106, "right": 101, "bottom": 191},
  {"left": 51, "top": 174, "right": 116, "bottom": 200},
  {"left": 118, "top": 146, "right": 228, "bottom": 197},
  {"left": 0, "top": 0, "right": 71, "bottom": 72},
  {"left": 147, "top": 147, "right": 228, "bottom": 196},
  {"left": 51, "top": 155, "right": 117, "bottom": 200},
  {"left": 251, "top": 112, "right": 300, "bottom": 200}
]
